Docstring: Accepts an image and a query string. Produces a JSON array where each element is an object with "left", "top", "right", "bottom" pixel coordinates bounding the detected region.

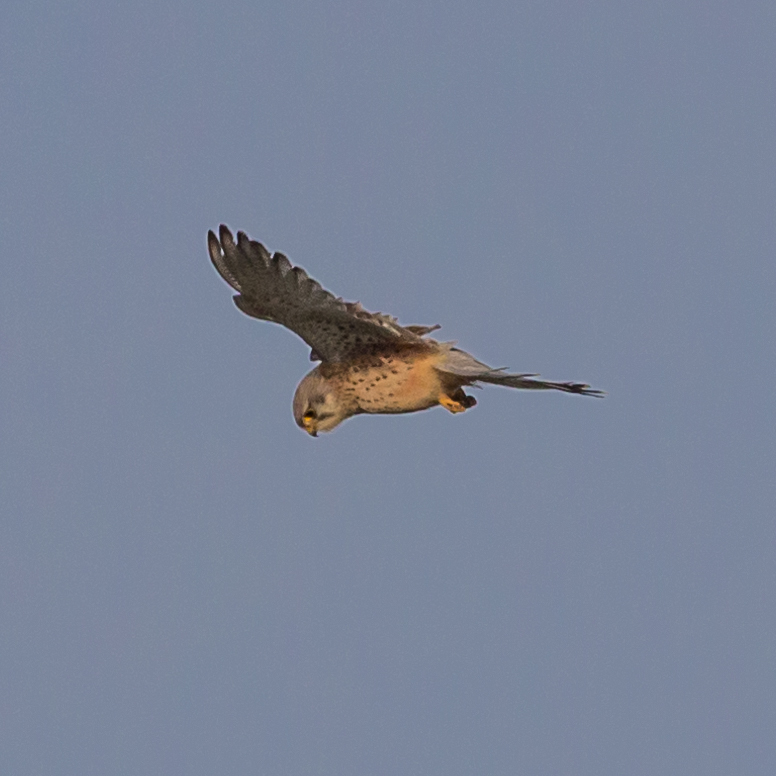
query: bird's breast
[{"left": 342, "top": 352, "right": 443, "bottom": 414}]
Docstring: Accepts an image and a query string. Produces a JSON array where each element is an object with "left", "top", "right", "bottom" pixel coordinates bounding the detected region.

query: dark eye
[{"left": 303, "top": 410, "right": 316, "bottom": 421}]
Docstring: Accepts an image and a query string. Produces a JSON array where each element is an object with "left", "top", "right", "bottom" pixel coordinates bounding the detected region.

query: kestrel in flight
[{"left": 208, "top": 225, "right": 603, "bottom": 436}]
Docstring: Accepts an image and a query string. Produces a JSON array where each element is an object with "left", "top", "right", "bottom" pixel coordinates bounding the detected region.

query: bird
[{"left": 208, "top": 225, "right": 604, "bottom": 436}]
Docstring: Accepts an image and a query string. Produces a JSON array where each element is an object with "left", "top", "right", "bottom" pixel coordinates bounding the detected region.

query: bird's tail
[
  {"left": 475, "top": 371, "right": 605, "bottom": 396},
  {"left": 435, "top": 345, "right": 605, "bottom": 397}
]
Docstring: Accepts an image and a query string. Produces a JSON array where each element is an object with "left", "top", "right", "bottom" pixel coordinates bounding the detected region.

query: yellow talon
[{"left": 439, "top": 395, "right": 467, "bottom": 413}]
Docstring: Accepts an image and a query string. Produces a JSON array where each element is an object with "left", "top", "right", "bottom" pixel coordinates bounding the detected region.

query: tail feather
[
  {"left": 435, "top": 346, "right": 605, "bottom": 397},
  {"left": 477, "top": 372, "right": 605, "bottom": 397}
]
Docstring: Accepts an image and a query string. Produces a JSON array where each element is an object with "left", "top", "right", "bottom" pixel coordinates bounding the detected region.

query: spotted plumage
[{"left": 208, "top": 225, "right": 603, "bottom": 435}]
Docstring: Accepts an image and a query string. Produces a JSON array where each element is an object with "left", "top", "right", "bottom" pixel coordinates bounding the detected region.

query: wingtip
[
  {"left": 208, "top": 224, "right": 237, "bottom": 251},
  {"left": 208, "top": 224, "right": 244, "bottom": 291},
  {"left": 219, "top": 224, "right": 235, "bottom": 248},
  {"left": 207, "top": 229, "right": 221, "bottom": 259}
]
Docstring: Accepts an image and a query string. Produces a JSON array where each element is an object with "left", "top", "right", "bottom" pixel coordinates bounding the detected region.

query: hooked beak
[{"left": 301, "top": 417, "right": 318, "bottom": 437}]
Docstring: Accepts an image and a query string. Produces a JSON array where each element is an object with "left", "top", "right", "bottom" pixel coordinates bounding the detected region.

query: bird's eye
[{"left": 303, "top": 410, "right": 316, "bottom": 421}]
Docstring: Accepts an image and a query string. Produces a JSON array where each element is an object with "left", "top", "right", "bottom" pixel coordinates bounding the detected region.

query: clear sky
[{"left": 2, "top": 2, "right": 774, "bottom": 774}]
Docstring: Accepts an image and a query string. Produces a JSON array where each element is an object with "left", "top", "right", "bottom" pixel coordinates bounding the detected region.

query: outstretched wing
[
  {"left": 208, "top": 225, "right": 433, "bottom": 362},
  {"left": 435, "top": 347, "right": 605, "bottom": 397}
]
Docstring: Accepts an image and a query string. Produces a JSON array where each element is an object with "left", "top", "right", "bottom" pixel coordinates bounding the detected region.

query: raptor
[{"left": 208, "top": 226, "right": 603, "bottom": 436}]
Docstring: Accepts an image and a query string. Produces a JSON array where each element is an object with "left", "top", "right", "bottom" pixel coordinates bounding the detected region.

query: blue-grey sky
[{"left": 2, "top": 2, "right": 774, "bottom": 774}]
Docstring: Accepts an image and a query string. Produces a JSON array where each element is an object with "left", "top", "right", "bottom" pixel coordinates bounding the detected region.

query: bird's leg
[{"left": 439, "top": 388, "right": 477, "bottom": 413}]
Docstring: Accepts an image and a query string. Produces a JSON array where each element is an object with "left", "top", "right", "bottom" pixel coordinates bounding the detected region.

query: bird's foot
[{"left": 440, "top": 390, "right": 477, "bottom": 413}]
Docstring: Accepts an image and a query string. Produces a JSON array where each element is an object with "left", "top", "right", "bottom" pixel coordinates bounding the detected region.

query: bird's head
[{"left": 293, "top": 369, "right": 351, "bottom": 436}]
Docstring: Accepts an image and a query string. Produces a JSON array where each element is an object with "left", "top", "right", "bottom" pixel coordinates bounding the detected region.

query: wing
[
  {"left": 208, "top": 225, "right": 434, "bottom": 362},
  {"left": 435, "top": 347, "right": 605, "bottom": 397}
]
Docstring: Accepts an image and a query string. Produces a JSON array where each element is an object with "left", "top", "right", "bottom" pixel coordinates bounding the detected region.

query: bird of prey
[{"left": 208, "top": 225, "right": 603, "bottom": 436}]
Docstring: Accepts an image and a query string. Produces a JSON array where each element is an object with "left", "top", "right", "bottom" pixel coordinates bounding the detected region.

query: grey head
[{"left": 292, "top": 368, "right": 352, "bottom": 436}]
